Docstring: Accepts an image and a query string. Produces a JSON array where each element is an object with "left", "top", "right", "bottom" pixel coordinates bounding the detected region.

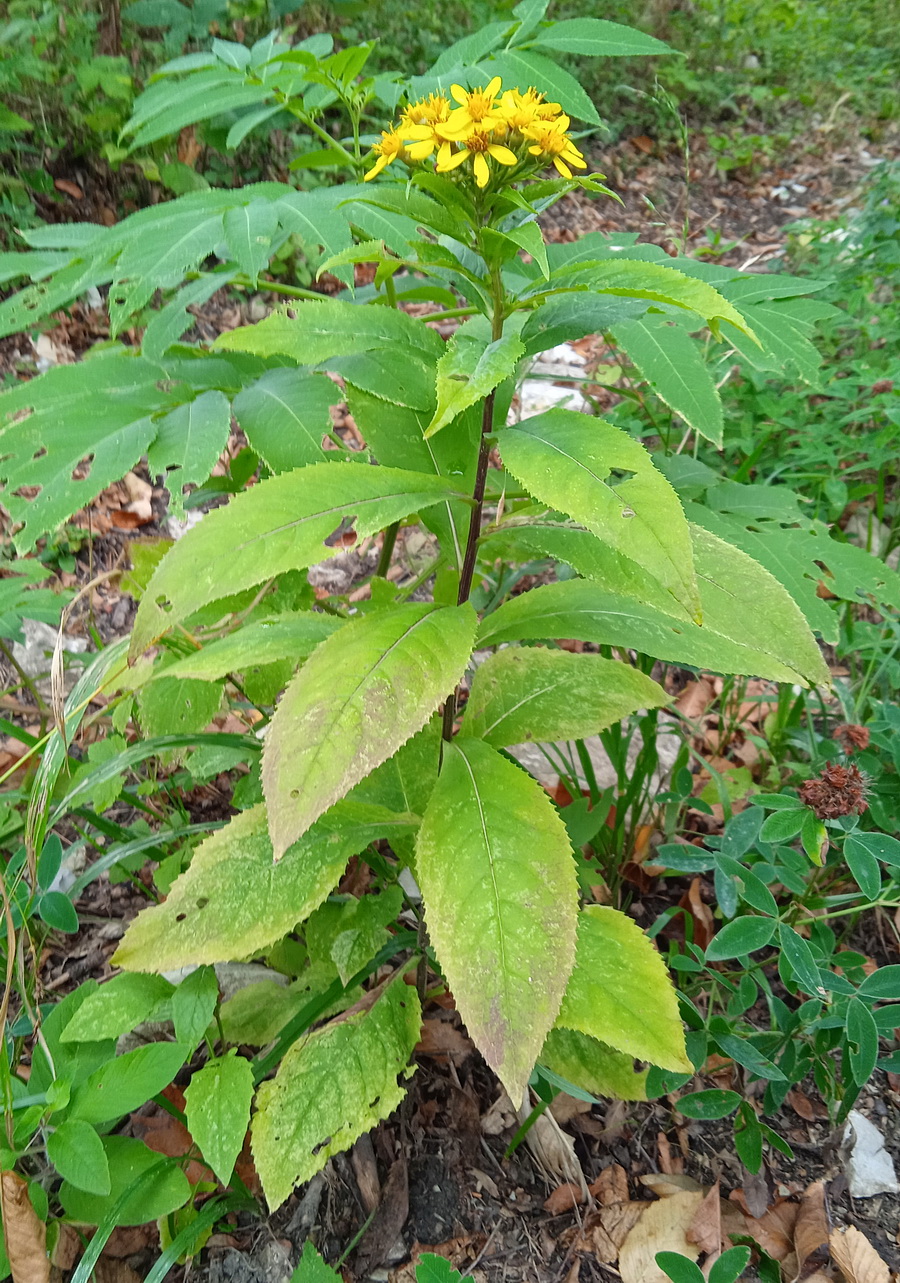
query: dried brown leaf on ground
[
  {"left": 589, "top": 1164, "right": 629, "bottom": 1206},
  {"left": 354, "top": 1155, "right": 408, "bottom": 1277},
  {"left": 617, "top": 1190, "right": 705, "bottom": 1283},
  {"left": 729, "top": 1190, "right": 798, "bottom": 1263},
  {"left": 544, "top": 1183, "right": 585, "bottom": 1215},
  {"left": 582, "top": 1201, "right": 646, "bottom": 1262},
  {"left": 678, "top": 877, "right": 715, "bottom": 949},
  {"left": 829, "top": 1225, "right": 891, "bottom": 1283},
  {"left": 794, "top": 1180, "right": 830, "bottom": 1275},
  {"left": 521, "top": 1097, "right": 587, "bottom": 1193},
  {"left": 686, "top": 1182, "right": 721, "bottom": 1256},
  {"left": 0, "top": 1170, "right": 50, "bottom": 1283},
  {"left": 414, "top": 1017, "right": 474, "bottom": 1063},
  {"left": 481, "top": 1090, "right": 517, "bottom": 1136},
  {"left": 640, "top": 1174, "right": 703, "bottom": 1198}
]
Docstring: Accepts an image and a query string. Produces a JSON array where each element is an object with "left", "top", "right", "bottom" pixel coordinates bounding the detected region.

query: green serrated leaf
[
  {"left": 251, "top": 978, "right": 421, "bottom": 1209},
  {"left": 530, "top": 17, "right": 672, "bottom": 57},
  {"left": 113, "top": 802, "right": 411, "bottom": 971},
  {"left": 263, "top": 604, "right": 476, "bottom": 857},
  {"left": 129, "top": 463, "right": 463, "bottom": 656},
  {"left": 215, "top": 299, "right": 443, "bottom": 364},
  {"left": 460, "top": 646, "right": 666, "bottom": 745},
  {"left": 482, "top": 48, "right": 601, "bottom": 123},
  {"left": 613, "top": 317, "right": 723, "bottom": 447},
  {"left": 557, "top": 906, "right": 689, "bottom": 1071},
  {"left": 60, "top": 973, "right": 174, "bottom": 1043},
  {"left": 147, "top": 389, "right": 232, "bottom": 517},
  {"left": 232, "top": 369, "right": 336, "bottom": 472},
  {"left": 426, "top": 331, "right": 523, "bottom": 439},
  {"left": 184, "top": 1050, "right": 254, "bottom": 1185},
  {"left": 416, "top": 738, "right": 578, "bottom": 1098},
  {"left": 540, "top": 1027, "right": 648, "bottom": 1101},
  {"left": 478, "top": 523, "right": 829, "bottom": 687},
  {"left": 500, "top": 409, "right": 700, "bottom": 619},
  {"left": 162, "top": 613, "right": 343, "bottom": 682},
  {"left": 0, "top": 351, "right": 171, "bottom": 551},
  {"left": 223, "top": 198, "right": 279, "bottom": 281}
]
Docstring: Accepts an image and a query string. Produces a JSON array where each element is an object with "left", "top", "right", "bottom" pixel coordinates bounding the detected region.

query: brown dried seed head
[{"left": 798, "top": 762, "right": 869, "bottom": 820}]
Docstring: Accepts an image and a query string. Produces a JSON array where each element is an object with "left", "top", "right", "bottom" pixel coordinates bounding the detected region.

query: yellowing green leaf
[
  {"left": 113, "top": 802, "right": 413, "bottom": 971},
  {"left": 500, "top": 409, "right": 700, "bottom": 620},
  {"left": 251, "top": 979, "right": 421, "bottom": 1209},
  {"left": 415, "top": 738, "right": 578, "bottom": 1099},
  {"left": 129, "top": 463, "right": 462, "bottom": 656},
  {"left": 263, "top": 603, "right": 476, "bottom": 858},
  {"left": 460, "top": 647, "right": 666, "bottom": 746},
  {"left": 184, "top": 1050, "right": 254, "bottom": 1186},
  {"left": 478, "top": 521, "right": 829, "bottom": 687},
  {"left": 540, "top": 1028, "right": 648, "bottom": 1101},
  {"left": 557, "top": 906, "right": 689, "bottom": 1071}
]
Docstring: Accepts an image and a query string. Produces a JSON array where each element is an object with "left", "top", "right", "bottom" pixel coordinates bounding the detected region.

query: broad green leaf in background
[
  {"left": 114, "top": 803, "right": 414, "bottom": 970},
  {"left": 147, "top": 389, "right": 232, "bottom": 517},
  {"left": 705, "top": 916, "right": 777, "bottom": 961},
  {"left": 557, "top": 906, "right": 690, "bottom": 1070},
  {"left": 122, "top": 70, "right": 271, "bottom": 149},
  {"left": 613, "top": 317, "right": 724, "bottom": 447},
  {"left": 142, "top": 273, "right": 225, "bottom": 361},
  {"left": 478, "top": 523, "right": 829, "bottom": 687},
  {"left": 326, "top": 347, "right": 437, "bottom": 413},
  {"left": 548, "top": 259, "right": 756, "bottom": 341},
  {"left": 520, "top": 293, "right": 646, "bottom": 357},
  {"left": 58, "top": 1136, "right": 191, "bottom": 1226},
  {"left": 172, "top": 965, "right": 219, "bottom": 1048},
  {"left": 69, "top": 1042, "right": 189, "bottom": 1125},
  {"left": 529, "top": 16, "right": 673, "bottom": 57},
  {"left": 47, "top": 1121, "right": 111, "bottom": 1196},
  {"left": 129, "top": 463, "right": 463, "bottom": 655},
  {"left": 184, "top": 1050, "right": 254, "bottom": 1185},
  {"left": 426, "top": 331, "right": 524, "bottom": 438},
  {"left": 161, "top": 614, "right": 343, "bottom": 682},
  {"left": 60, "top": 973, "right": 175, "bottom": 1043},
  {"left": 460, "top": 646, "right": 667, "bottom": 745},
  {"left": 540, "top": 1027, "right": 649, "bottom": 1101},
  {"left": 500, "top": 409, "right": 700, "bottom": 619},
  {"left": 223, "top": 199, "right": 280, "bottom": 282},
  {"left": 416, "top": 738, "right": 578, "bottom": 1098},
  {"left": 215, "top": 299, "right": 443, "bottom": 364},
  {"left": 252, "top": 979, "right": 421, "bottom": 1209},
  {"left": 232, "top": 370, "right": 337, "bottom": 471},
  {"left": 263, "top": 603, "right": 477, "bottom": 857}
]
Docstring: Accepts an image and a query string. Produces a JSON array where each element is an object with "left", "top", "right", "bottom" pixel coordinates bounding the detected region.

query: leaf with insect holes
[
  {"left": 416, "top": 738, "right": 578, "bottom": 1099},
  {"left": 184, "top": 1050, "right": 254, "bottom": 1186},
  {"left": 129, "top": 463, "right": 463, "bottom": 657},
  {"left": 114, "top": 802, "right": 417, "bottom": 971},
  {"left": 557, "top": 906, "right": 690, "bottom": 1071},
  {"left": 232, "top": 369, "right": 337, "bottom": 471},
  {"left": 214, "top": 298, "right": 443, "bottom": 365},
  {"left": 500, "top": 409, "right": 700, "bottom": 619},
  {"left": 263, "top": 604, "right": 476, "bottom": 857},
  {"left": 460, "top": 646, "right": 667, "bottom": 746},
  {"left": 251, "top": 978, "right": 421, "bottom": 1209},
  {"left": 147, "top": 389, "right": 233, "bottom": 518},
  {"left": 0, "top": 350, "right": 174, "bottom": 552}
]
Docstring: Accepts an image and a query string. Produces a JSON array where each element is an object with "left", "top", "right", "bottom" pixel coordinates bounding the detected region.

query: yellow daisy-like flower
[
  {"left": 441, "top": 76, "right": 505, "bottom": 139},
  {"left": 399, "top": 93, "right": 451, "bottom": 132},
  {"left": 499, "top": 86, "right": 562, "bottom": 132},
  {"left": 364, "top": 128, "right": 408, "bottom": 181},
  {"left": 435, "top": 130, "right": 518, "bottom": 189},
  {"left": 524, "top": 115, "right": 587, "bottom": 179}
]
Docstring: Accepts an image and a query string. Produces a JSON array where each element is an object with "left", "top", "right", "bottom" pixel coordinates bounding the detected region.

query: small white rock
[{"left": 843, "top": 1109, "right": 900, "bottom": 1198}]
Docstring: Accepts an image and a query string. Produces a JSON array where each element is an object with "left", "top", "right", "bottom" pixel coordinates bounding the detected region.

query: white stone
[{"left": 843, "top": 1110, "right": 900, "bottom": 1198}]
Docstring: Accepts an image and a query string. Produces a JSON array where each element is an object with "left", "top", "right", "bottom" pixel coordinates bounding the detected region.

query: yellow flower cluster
[{"left": 364, "top": 77, "right": 588, "bottom": 189}]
